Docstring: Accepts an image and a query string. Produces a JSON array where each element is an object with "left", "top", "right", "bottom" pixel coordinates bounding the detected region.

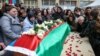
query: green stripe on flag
[
  {"left": 36, "top": 23, "right": 70, "bottom": 56},
  {"left": 5, "top": 0, "right": 9, "bottom": 3}
]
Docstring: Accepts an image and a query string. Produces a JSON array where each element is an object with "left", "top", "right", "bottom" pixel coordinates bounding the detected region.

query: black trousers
[{"left": 89, "top": 33, "right": 100, "bottom": 56}]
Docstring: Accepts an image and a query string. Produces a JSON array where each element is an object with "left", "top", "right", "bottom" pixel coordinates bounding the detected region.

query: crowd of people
[{"left": 0, "top": 3, "right": 100, "bottom": 56}]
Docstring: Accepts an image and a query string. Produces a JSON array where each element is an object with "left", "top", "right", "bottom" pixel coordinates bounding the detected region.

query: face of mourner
[
  {"left": 78, "top": 16, "right": 84, "bottom": 25},
  {"left": 30, "top": 16, "right": 35, "bottom": 21},
  {"left": 8, "top": 8, "right": 18, "bottom": 17}
]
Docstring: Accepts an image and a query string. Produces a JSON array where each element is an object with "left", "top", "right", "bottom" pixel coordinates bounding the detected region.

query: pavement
[{"left": 61, "top": 32, "right": 95, "bottom": 56}]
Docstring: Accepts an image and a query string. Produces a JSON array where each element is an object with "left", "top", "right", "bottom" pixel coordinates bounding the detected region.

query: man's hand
[{"left": 0, "top": 43, "right": 6, "bottom": 49}]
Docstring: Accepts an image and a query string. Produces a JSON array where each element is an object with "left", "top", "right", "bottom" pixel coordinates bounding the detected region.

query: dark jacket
[
  {"left": 42, "top": 15, "right": 53, "bottom": 21},
  {"left": 76, "top": 21, "right": 88, "bottom": 33},
  {"left": 52, "top": 12, "right": 64, "bottom": 20},
  {"left": 80, "top": 20, "right": 100, "bottom": 56}
]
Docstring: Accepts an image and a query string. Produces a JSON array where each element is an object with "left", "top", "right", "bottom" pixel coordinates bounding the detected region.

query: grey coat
[{"left": 0, "top": 13, "right": 22, "bottom": 45}]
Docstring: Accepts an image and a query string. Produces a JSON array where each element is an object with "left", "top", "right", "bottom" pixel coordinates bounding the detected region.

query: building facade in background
[
  {"left": 0, "top": 0, "right": 95, "bottom": 9},
  {"left": 21, "top": 0, "right": 95, "bottom": 9}
]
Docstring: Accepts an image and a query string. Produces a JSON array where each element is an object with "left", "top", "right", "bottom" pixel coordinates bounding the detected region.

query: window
[
  {"left": 71, "top": 1, "right": 76, "bottom": 6},
  {"left": 80, "top": 1, "right": 94, "bottom": 7},
  {"left": 42, "top": 0, "right": 55, "bottom": 9},
  {"left": 42, "top": 0, "right": 49, "bottom": 5},
  {"left": 59, "top": 0, "right": 76, "bottom": 10},
  {"left": 60, "top": 0, "right": 76, "bottom": 6},
  {"left": 60, "top": 0, "right": 64, "bottom": 5},
  {"left": 42, "top": 0, "right": 55, "bottom": 5},
  {"left": 50, "top": 0, "right": 55, "bottom": 5},
  {"left": 24, "top": 0, "right": 37, "bottom": 8}
]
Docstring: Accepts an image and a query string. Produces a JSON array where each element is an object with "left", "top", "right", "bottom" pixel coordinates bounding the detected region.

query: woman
[
  {"left": 74, "top": 7, "right": 82, "bottom": 23},
  {"left": 35, "top": 11, "right": 44, "bottom": 24},
  {"left": 0, "top": 5, "right": 22, "bottom": 46},
  {"left": 64, "top": 9, "right": 73, "bottom": 17},
  {"left": 64, "top": 9, "right": 74, "bottom": 21},
  {"left": 66, "top": 14, "right": 76, "bottom": 31},
  {"left": 23, "top": 10, "right": 36, "bottom": 32},
  {"left": 18, "top": 7, "right": 27, "bottom": 22},
  {"left": 42, "top": 9, "right": 48, "bottom": 21},
  {"left": 52, "top": 6, "right": 64, "bottom": 20},
  {"left": 42, "top": 9, "right": 53, "bottom": 21},
  {"left": 46, "top": 8, "right": 53, "bottom": 20}
]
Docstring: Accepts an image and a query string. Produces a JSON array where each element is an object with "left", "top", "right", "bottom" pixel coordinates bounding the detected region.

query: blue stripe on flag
[
  {"left": 9, "top": 40, "right": 16, "bottom": 46},
  {"left": 12, "top": 0, "right": 16, "bottom": 4}
]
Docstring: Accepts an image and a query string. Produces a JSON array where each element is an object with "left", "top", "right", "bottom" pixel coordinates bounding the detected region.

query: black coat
[
  {"left": 76, "top": 22, "right": 88, "bottom": 33},
  {"left": 52, "top": 12, "right": 64, "bottom": 20},
  {"left": 80, "top": 20, "right": 100, "bottom": 56}
]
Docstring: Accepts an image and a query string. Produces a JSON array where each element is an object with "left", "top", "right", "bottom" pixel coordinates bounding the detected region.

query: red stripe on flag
[{"left": 9, "top": 0, "right": 12, "bottom": 4}]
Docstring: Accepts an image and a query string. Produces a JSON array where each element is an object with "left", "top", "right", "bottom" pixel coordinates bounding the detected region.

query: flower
[
  {"left": 54, "top": 23, "right": 58, "bottom": 26},
  {"left": 37, "top": 29, "right": 45, "bottom": 39},
  {"left": 36, "top": 24, "right": 42, "bottom": 28},
  {"left": 41, "top": 23, "right": 45, "bottom": 27},
  {"left": 22, "top": 28, "right": 36, "bottom": 35},
  {"left": 44, "top": 21, "right": 49, "bottom": 24},
  {"left": 22, "top": 19, "right": 63, "bottom": 39},
  {"left": 49, "top": 20, "right": 53, "bottom": 24},
  {"left": 37, "top": 33, "right": 44, "bottom": 39},
  {"left": 56, "top": 19, "right": 62, "bottom": 23},
  {"left": 43, "top": 26, "right": 49, "bottom": 31},
  {"left": 37, "top": 29, "right": 45, "bottom": 35}
]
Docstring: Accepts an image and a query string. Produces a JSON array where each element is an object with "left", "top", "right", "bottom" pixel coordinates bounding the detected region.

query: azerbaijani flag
[{"left": 5, "top": 23, "right": 70, "bottom": 56}]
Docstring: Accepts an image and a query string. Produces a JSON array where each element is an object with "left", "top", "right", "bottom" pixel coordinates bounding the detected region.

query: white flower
[
  {"left": 59, "top": 21, "right": 62, "bottom": 23},
  {"left": 56, "top": 19, "right": 61, "bottom": 21},
  {"left": 37, "top": 29, "right": 45, "bottom": 34},
  {"left": 43, "top": 26, "right": 49, "bottom": 31},
  {"left": 56, "top": 19, "right": 62, "bottom": 23},
  {"left": 29, "top": 29, "right": 36, "bottom": 35},
  {"left": 22, "top": 32, "right": 28, "bottom": 35},
  {"left": 36, "top": 24, "right": 42, "bottom": 28},
  {"left": 37, "top": 29, "right": 45, "bottom": 39},
  {"left": 41, "top": 23, "right": 46, "bottom": 28},
  {"left": 49, "top": 20, "right": 53, "bottom": 24},
  {"left": 22, "top": 28, "right": 36, "bottom": 35},
  {"left": 44, "top": 21, "right": 47, "bottom": 24},
  {"left": 36, "top": 24, "right": 39, "bottom": 27},
  {"left": 54, "top": 23, "right": 57, "bottom": 26},
  {"left": 37, "top": 33, "right": 44, "bottom": 39},
  {"left": 44, "top": 21, "right": 49, "bottom": 24}
]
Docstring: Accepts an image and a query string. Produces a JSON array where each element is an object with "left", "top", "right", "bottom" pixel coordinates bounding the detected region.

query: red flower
[
  {"left": 69, "top": 47, "right": 72, "bottom": 51},
  {"left": 66, "top": 53, "right": 71, "bottom": 56},
  {"left": 81, "top": 54, "right": 83, "bottom": 56},
  {"left": 64, "top": 40, "right": 68, "bottom": 44},
  {"left": 76, "top": 45, "right": 79, "bottom": 48},
  {"left": 68, "top": 48, "right": 70, "bottom": 50},
  {"left": 70, "top": 36, "right": 74, "bottom": 40},
  {"left": 80, "top": 41, "right": 83, "bottom": 44},
  {"left": 65, "top": 51, "right": 67, "bottom": 53},
  {"left": 69, "top": 44, "right": 72, "bottom": 46},
  {"left": 77, "top": 50, "right": 81, "bottom": 52},
  {"left": 73, "top": 52, "right": 77, "bottom": 56}
]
